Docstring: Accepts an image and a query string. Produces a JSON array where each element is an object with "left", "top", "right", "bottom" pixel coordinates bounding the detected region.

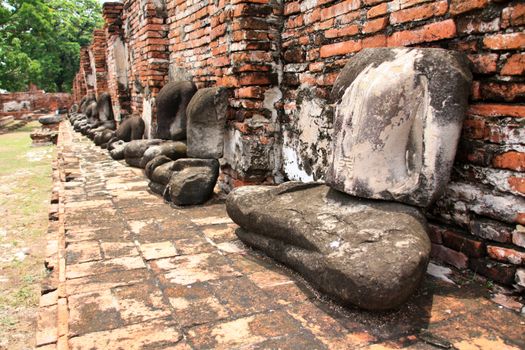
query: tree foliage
[{"left": 0, "top": 0, "right": 103, "bottom": 92}]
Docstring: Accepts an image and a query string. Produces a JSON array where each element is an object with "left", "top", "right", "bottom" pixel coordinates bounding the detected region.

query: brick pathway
[{"left": 36, "top": 122, "right": 524, "bottom": 350}]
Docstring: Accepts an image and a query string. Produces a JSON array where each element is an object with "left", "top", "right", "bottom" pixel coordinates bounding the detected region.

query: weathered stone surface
[
  {"left": 186, "top": 87, "right": 228, "bottom": 159},
  {"left": 96, "top": 92, "right": 116, "bottom": 130},
  {"left": 124, "top": 139, "right": 164, "bottom": 167},
  {"left": 39, "top": 114, "right": 63, "bottom": 125},
  {"left": 115, "top": 115, "right": 145, "bottom": 142},
  {"left": 139, "top": 141, "right": 187, "bottom": 168},
  {"left": 150, "top": 161, "right": 176, "bottom": 186},
  {"left": 327, "top": 48, "right": 472, "bottom": 207},
  {"left": 94, "top": 129, "right": 115, "bottom": 147},
  {"left": 109, "top": 140, "right": 127, "bottom": 160},
  {"left": 167, "top": 159, "right": 219, "bottom": 205},
  {"left": 155, "top": 81, "right": 197, "bottom": 140},
  {"left": 145, "top": 155, "right": 172, "bottom": 179},
  {"left": 226, "top": 182, "right": 431, "bottom": 310}
]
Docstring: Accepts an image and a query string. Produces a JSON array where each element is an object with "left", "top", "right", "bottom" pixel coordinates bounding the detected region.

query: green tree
[{"left": 0, "top": 0, "right": 103, "bottom": 92}]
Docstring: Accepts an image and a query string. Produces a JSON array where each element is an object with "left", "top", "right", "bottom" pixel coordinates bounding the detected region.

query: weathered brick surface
[
  {"left": 0, "top": 89, "right": 72, "bottom": 118},
  {"left": 37, "top": 121, "right": 525, "bottom": 349},
  {"left": 71, "top": 0, "right": 525, "bottom": 286}
]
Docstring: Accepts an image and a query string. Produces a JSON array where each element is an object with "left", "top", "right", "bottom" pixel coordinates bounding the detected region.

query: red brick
[
  {"left": 320, "top": 39, "right": 362, "bottom": 58},
  {"left": 236, "top": 86, "right": 265, "bottom": 99},
  {"left": 466, "top": 54, "right": 498, "bottom": 74},
  {"left": 442, "top": 230, "right": 485, "bottom": 258},
  {"left": 387, "top": 19, "right": 456, "bottom": 46},
  {"left": 284, "top": 1, "right": 300, "bottom": 15},
  {"left": 493, "top": 151, "right": 525, "bottom": 171},
  {"left": 508, "top": 177, "right": 525, "bottom": 195},
  {"left": 431, "top": 243, "right": 469, "bottom": 270},
  {"left": 309, "top": 62, "right": 324, "bottom": 72},
  {"left": 501, "top": 3, "right": 525, "bottom": 28},
  {"left": 390, "top": 1, "right": 448, "bottom": 25},
  {"left": 362, "top": 34, "right": 387, "bottom": 48},
  {"left": 428, "top": 224, "right": 444, "bottom": 244},
  {"left": 480, "top": 82, "right": 525, "bottom": 102},
  {"left": 487, "top": 245, "right": 525, "bottom": 265},
  {"left": 325, "top": 24, "right": 359, "bottom": 38},
  {"left": 467, "top": 104, "right": 525, "bottom": 118},
  {"left": 450, "top": 0, "right": 488, "bottom": 16},
  {"left": 320, "top": 0, "right": 361, "bottom": 20},
  {"left": 456, "top": 15, "right": 500, "bottom": 35},
  {"left": 462, "top": 117, "right": 486, "bottom": 140},
  {"left": 367, "top": 3, "right": 388, "bottom": 19},
  {"left": 483, "top": 33, "right": 525, "bottom": 50},
  {"left": 501, "top": 53, "right": 525, "bottom": 76},
  {"left": 238, "top": 73, "right": 274, "bottom": 86},
  {"left": 362, "top": 17, "right": 388, "bottom": 34},
  {"left": 469, "top": 258, "right": 517, "bottom": 285}
]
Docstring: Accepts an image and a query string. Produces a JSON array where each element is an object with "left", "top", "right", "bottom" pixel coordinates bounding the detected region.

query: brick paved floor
[{"left": 36, "top": 122, "right": 525, "bottom": 350}]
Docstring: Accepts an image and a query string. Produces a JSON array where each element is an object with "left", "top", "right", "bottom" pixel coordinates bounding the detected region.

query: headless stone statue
[
  {"left": 155, "top": 81, "right": 197, "bottom": 140},
  {"left": 226, "top": 47, "right": 472, "bottom": 311},
  {"left": 116, "top": 115, "right": 145, "bottom": 142},
  {"left": 95, "top": 92, "right": 116, "bottom": 130}
]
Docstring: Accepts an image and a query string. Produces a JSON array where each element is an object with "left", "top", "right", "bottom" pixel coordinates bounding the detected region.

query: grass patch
[{"left": 0, "top": 121, "right": 55, "bottom": 347}]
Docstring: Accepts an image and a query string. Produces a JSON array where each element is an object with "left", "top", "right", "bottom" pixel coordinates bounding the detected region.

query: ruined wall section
[
  {"left": 165, "top": 0, "right": 284, "bottom": 189},
  {"left": 0, "top": 91, "right": 72, "bottom": 117},
  {"left": 88, "top": 29, "right": 109, "bottom": 96},
  {"left": 120, "top": 0, "right": 170, "bottom": 137},
  {"left": 103, "top": 2, "right": 132, "bottom": 120},
  {"left": 79, "top": 47, "right": 95, "bottom": 96},
  {"left": 280, "top": 0, "right": 525, "bottom": 287}
]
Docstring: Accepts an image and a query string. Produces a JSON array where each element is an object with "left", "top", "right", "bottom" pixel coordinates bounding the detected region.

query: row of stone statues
[
  {"left": 67, "top": 47, "right": 471, "bottom": 312},
  {"left": 68, "top": 81, "right": 228, "bottom": 206}
]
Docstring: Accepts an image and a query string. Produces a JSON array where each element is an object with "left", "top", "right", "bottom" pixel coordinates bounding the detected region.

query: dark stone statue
[{"left": 155, "top": 81, "right": 197, "bottom": 140}]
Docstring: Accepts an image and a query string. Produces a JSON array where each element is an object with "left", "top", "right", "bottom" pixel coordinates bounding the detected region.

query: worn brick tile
[
  {"left": 66, "top": 268, "right": 150, "bottom": 295},
  {"left": 187, "top": 310, "right": 307, "bottom": 349},
  {"left": 151, "top": 253, "right": 241, "bottom": 285},
  {"left": 173, "top": 236, "right": 215, "bottom": 255},
  {"left": 191, "top": 216, "right": 233, "bottom": 226},
  {"left": 139, "top": 241, "right": 178, "bottom": 260},
  {"left": 100, "top": 241, "right": 139, "bottom": 258},
  {"left": 286, "top": 302, "right": 376, "bottom": 348},
  {"left": 68, "top": 290, "right": 122, "bottom": 336},
  {"left": 40, "top": 290, "right": 58, "bottom": 307},
  {"left": 248, "top": 269, "right": 294, "bottom": 289},
  {"left": 112, "top": 282, "right": 171, "bottom": 324},
  {"left": 68, "top": 319, "right": 182, "bottom": 350},
  {"left": 216, "top": 240, "right": 247, "bottom": 254},
  {"left": 165, "top": 282, "right": 230, "bottom": 327},
  {"left": 64, "top": 199, "right": 113, "bottom": 210},
  {"left": 202, "top": 223, "right": 238, "bottom": 243},
  {"left": 66, "top": 240, "right": 102, "bottom": 264},
  {"left": 428, "top": 315, "right": 522, "bottom": 350},
  {"left": 228, "top": 253, "right": 277, "bottom": 275},
  {"left": 36, "top": 305, "right": 58, "bottom": 346},
  {"left": 210, "top": 277, "right": 277, "bottom": 316},
  {"left": 66, "top": 256, "right": 146, "bottom": 279}
]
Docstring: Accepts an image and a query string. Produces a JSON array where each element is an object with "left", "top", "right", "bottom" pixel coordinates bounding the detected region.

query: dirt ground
[{"left": 0, "top": 122, "right": 54, "bottom": 350}]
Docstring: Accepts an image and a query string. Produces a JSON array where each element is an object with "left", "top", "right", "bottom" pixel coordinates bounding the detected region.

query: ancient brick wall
[
  {"left": 73, "top": 0, "right": 525, "bottom": 287},
  {"left": 0, "top": 91, "right": 72, "bottom": 118}
]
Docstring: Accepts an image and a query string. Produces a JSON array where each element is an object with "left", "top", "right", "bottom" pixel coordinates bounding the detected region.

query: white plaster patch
[
  {"left": 3, "top": 100, "right": 31, "bottom": 112},
  {"left": 142, "top": 97, "right": 153, "bottom": 139},
  {"left": 113, "top": 38, "right": 129, "bottom": 87},
  {"left": 281, "top": 142, "right": 314, "bottom": 182},
  {"left": 426, "top": 262, "right": 455, "bottom": 284}
]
